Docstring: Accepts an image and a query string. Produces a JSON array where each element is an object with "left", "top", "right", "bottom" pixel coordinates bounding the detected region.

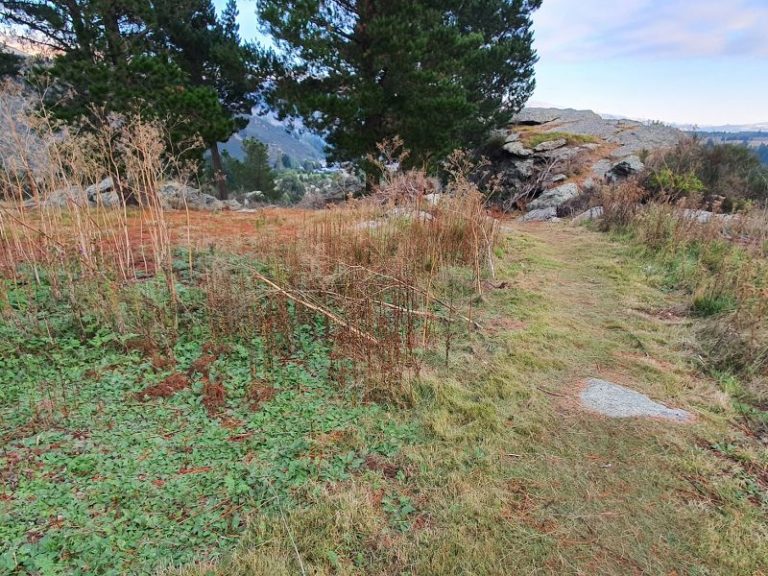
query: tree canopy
[
  {"left": 1, "top": 0, "right": 269, "bottom": 196},
  {"left": 260, "top": 0, "right": 541, "bottom": 172}
]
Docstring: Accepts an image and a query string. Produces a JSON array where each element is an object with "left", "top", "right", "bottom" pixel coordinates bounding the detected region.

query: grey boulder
[
  {"left": 528, "top": 183, "right": 581, "bottom": 211},
  {"left": 502, "top": 141, "right": 533, "bottom": 158},
  {"left": 158, "top": 182, "right": 224, "bottom": 211},
  {"left": 34, "top": 186, "right": 89, "bottom": 208},
  {"left": 572, "top": 206, "right": 604, "bottom": 224},
  {"left": 608, "top": 156, "right": 645, "bottom": 181},
  {"left": 519, "top": 207, "right": 558, "bottom": 222}
]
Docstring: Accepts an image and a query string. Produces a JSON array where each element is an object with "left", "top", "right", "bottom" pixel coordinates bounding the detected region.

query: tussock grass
[
  {"left": 0, "top": 85, "right": 499, "bottom": 400},
  {"left": 599, "top": 196, "right": 768, "bottom": 404},
  {"left": 522, "top": 131, "right": 599, "bottom": 148}
]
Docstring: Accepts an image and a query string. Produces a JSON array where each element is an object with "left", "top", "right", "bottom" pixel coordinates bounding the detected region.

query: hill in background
[{"left": 220, "top": 113, "right": 326, "bottom": 167}]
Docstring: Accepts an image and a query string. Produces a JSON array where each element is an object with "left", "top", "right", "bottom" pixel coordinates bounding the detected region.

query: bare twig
[{"left": 242, "top": 263, "right": 381, "bottom": 344}]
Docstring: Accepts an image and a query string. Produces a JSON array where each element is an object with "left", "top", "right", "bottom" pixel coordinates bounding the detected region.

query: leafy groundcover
[{"left": 0, "top": 288, "right": 415, "bottom": 575}]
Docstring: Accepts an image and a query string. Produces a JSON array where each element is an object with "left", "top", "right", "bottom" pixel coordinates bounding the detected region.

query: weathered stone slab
[{"left": 580, "top": 379, "right": 692, "bottom": 422}]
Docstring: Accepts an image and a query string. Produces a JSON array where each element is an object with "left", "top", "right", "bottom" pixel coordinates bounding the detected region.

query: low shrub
[
  {"left": 523, "top": 131, "right": 599, "bottom": 148},
  {"left": 645, "top": 138, "right": 768, "bottom": 206}
]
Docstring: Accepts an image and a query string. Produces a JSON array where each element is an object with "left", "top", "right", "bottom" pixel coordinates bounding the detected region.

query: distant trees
[
  {"left": 756, "top": 144, "right": 768, "bottom": 166},
  {"left": 0, "top": 48, "right": 22, "bottom": 79},
  {"left": 259, "top": 0, "right": 541, "bottom": 176},
  {"left": 220, "top": 138, "right": 277, "bottom": 199}
]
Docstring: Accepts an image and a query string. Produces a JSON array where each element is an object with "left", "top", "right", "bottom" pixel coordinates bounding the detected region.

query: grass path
[{"left": 187, "top": 221, "right": 768, "bottom": 576}]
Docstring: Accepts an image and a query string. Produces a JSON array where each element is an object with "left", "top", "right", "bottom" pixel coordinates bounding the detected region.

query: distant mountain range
[
  {"left": 220, "top": 114, "right": 326, "bottom": 165},
  {"left": 679, "top": 122, "right": 768, "bottom": 133}
]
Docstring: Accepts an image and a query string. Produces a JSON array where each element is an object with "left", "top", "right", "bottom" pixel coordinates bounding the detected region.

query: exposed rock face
[
  {"left": 481, "top": 107, "right": 684, "bottom": 218},
  {"left": 528, "top": 183, "right": 581, "bottom": 211},
  {"left": 514, "top": 108, "right": 682, "bottom": 157}
]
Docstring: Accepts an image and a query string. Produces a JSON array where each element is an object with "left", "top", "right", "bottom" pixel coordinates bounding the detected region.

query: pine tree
[
  {"left": 221, "top": 138, "right": 277, "bottom": 199},
  {"left": 259, "top": 0, "right": 541, "bottom": 177},
  {"left": 1, "top": 0, "right": 269, "bottom": 197},
  {"left": 150, "top": 0, "right": 269, "bottom": 198},
  {"left": 0, "top": 48, "right": 22, "bottom": 78}
]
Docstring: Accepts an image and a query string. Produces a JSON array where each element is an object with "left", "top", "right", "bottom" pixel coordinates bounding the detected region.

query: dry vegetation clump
[
  {"left": 0, "top": 89, "right": 498, "bottom": 400},
  {"left": 597, "top": 178, "right": 768, "bottom": 404}
]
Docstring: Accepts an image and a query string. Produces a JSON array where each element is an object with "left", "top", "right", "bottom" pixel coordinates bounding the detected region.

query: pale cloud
[{"left": 534, "top": 0, "right": 768, "bottom": 61}]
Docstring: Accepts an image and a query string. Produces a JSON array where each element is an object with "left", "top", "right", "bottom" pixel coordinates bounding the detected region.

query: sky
[{"left": 218, "top": 0, "right": 768, "bottom": 126}]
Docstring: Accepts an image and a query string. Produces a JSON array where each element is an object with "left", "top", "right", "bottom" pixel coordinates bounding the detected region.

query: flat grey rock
[
  {"left": 580, "top": 379, "right": 692, "bottom": 422},
  {"left": 534, "top": 138, "right": 567, "bottom": 152},
  {"left": 502, "top": 141, "right": 533, "bottom": 157}
]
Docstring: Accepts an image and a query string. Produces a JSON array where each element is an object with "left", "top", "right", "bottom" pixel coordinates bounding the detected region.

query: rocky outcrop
[
  {"left": 158, "top": 182, "right": 224, "bottom": 211},
  {"left": 26, "top": 179, "right": 230, "bottom": 211},
  {"left": 480, "top": 107, "right": 684, "bottom": 219}
]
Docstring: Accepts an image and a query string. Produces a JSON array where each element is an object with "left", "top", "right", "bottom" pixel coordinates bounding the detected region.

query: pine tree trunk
[{"left": 209, "top": 142, "right": 228, "bottom": 200}]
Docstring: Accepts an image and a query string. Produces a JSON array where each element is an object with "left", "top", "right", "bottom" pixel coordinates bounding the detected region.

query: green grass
[
  {"left": 175, "top": 225, "right": 768, "bottom": 575},
  {"left": 692, "top": 294, "right": 738, "bottom": 317},
  {"left": 3, "top": 224, "right": 768, "bottom": 575},
  {"left": 523, "top": 131, "right": 599, "bottom": 148}
]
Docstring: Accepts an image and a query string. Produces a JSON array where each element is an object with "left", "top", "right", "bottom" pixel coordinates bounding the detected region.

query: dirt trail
[{"left": 453, "top": 221, "right": 768, "bottom": 574}]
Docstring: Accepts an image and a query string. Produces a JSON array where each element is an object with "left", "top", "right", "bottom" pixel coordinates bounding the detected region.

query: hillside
[
  {"left": 220, "top": 114, "right": 326, "bottom": 165},
  {"left": 3, "top": 206, "right": 767, "bottom": 575}
]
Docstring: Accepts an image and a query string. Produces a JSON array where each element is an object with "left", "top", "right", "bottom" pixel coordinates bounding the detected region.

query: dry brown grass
[
  {"left": 597, "top": 183, "right": 768, "bottom": 403},
  {"left": 0, "top": 89, "right": 498, "bottom": 399}
]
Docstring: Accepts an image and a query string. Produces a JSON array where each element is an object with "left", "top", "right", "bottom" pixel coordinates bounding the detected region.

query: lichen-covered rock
[
  {"left": 534, "top": 138, "right": 567, "bottom": 153},
  {"left": 608, "top": 155, "right": 645, "bottom": 181},
  {"left": 32, "top": 187, "right": 89, "bottom": 208},
  {"left": 502, "top": 141, "right": 533, "bottom": 157},
  {"left": 158, "top": 182, "right": 224, "bottom": 211},
  {"left": 519, "top": 207, "right": 558, "bottom": 222},
  {"left": 572, "top": 206, "right": 604, "bottom": 224}
]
